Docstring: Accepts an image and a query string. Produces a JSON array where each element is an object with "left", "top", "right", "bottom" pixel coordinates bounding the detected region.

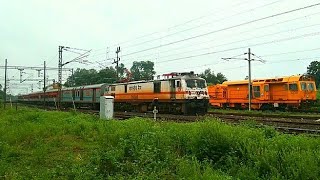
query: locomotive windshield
[{"left": 186, "top": 79, "right": 206, "bottom": 88}]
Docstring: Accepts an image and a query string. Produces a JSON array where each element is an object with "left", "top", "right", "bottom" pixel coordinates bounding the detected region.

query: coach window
[
  {"left": 124, "top": 85, "right": 127, "bottom": 93},
  {"left": 253, "top": 86, "right": 261, "bottom": 98},
  {"left": 154, "top": 81, "right": 161, "bottom": 93},
  {"left": 110, "top": 86, "right": 116, "bottom": 91},
  {"left": 289, "top": 83, "right": 298, "bottom": 91},
  {"left": 300, "top": 82, "right": 307, "bottom": 91}
]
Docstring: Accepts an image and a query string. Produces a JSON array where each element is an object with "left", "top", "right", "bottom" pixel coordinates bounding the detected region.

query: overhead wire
[
  {"left": 131, "top": 11, "right": 320, "bottom": 61},
  {"left": 143, "top": 22, "right": 320, "bottom": 62},
  {"left": 92, "top": 0, "right": 255, "bottom": 52},
  {"left": 101, "top": 2, "right": 320, "bottom": 60},
  {"left": 155, "top": 31, "right": 320, "bottom": 64},
  {"left": 121, "top": 0, "right": 286, "bottom": 50}
]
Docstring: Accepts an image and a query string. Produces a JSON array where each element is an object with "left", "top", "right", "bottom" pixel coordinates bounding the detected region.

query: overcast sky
[{"left": 1, "top": 0, "right": 320, "bottom": 94}]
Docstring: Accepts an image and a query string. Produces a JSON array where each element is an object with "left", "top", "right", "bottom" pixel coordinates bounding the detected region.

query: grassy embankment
[{"left": 1, "top": 107, "right": 320, "bottom": 179}]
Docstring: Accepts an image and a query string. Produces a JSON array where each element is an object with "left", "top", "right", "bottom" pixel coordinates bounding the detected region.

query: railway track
[
  {"left": 17, "top": 104, "right": 320, "bottom": 135},
  {"left": 207, "top": 112, "right": 320, "bottom": 135},
  {"left": 109, "top": 111, "right": 320, "bottom": 135}
]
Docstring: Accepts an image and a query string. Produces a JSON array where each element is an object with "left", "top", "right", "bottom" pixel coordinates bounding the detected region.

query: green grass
[{"left": 1, "top": 107, "right": 320, "bottom": 179}]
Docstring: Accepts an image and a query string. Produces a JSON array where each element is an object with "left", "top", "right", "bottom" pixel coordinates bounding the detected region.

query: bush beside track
[{"left": 1, "top": 108, "right": 320, "bottom": 179}]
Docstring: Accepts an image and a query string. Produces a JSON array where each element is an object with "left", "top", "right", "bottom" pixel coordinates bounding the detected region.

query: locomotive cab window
[
  {"left": 300, "top": 82, "right": 307, "bottom": 91},
  {"left": 289, "top": 84, "right": 298, "bottom": 91},
  {"left": 197, "top": 80, "right": 206, "bottom": 88},
  {"left": 186, "top": 80, "right": 196, "bottom": 88},
  {"left": 154, "top": 81, "right": 161, "bottom": 93},
  {"left": 253, "top": 86, "right": 261, "bottom": 98}
]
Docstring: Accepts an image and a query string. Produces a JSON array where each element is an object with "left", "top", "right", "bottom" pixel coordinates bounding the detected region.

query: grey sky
[{"left": 1, "top": 0, "right": 320, "bottom": 94}]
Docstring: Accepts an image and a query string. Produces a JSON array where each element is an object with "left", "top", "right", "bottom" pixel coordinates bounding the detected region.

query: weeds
[{"left": 0, "top": 107, "right": 320, "bottom": 179}]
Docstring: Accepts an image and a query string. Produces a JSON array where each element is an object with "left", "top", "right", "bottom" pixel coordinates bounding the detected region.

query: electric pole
[
  {"left": 71, "top": 68, "right": 74, "bottom": 86},
  {"left": 58, "top": 46, "right": 64, "bottom": 109},
  {"left": 248, "top": 48, "right": 252, "bottom": 111},
  {"left": 4, "top": 59, "right": 7, "bottom": 109},
  {"left": 222, "top": 48, "right": 265, "bottom": 111},
  {"left": 113, "top": 46, "right": 121, "bottom": 81},
  {"left": 57, "top": 46, "right": 91, "bottom": 109},
  {"left": 43, "top": 61, "right": 46, "bottom": 108}
]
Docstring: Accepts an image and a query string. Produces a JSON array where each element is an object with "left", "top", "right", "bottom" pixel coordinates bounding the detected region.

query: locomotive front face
[{"left": 182, "top": 78, "right": 209, "bottom": 99}]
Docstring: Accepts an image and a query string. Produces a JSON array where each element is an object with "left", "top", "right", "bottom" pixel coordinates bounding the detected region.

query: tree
[
  {"left": 64, "top": 68, "right": 99, "bottom": 86},
  {"left": 307, "top": 61, "right": 320, "bottom": 87},
  {"left": 64, "top": 65, "right": 122, "bottom": 87},
  {"left": 199, "top": 68, "right": 227, "bottom": 85},
  {"left": 130, "top": 61, "right": 156, "bottom": 80},
  {"left": 116, "top": 63, "right": 126, "bottom": 79},
  {"left": 97, "top": 66, "right": 117, "bottom": 84}
]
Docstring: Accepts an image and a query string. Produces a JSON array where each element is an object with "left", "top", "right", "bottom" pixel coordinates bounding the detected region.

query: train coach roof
[
  {"left": 223, "top": 75, "right": 311, "bottom": 85},
  {"left": 77, "top": 83, "right": 106, "bottom": 89},
  {"left": 20, "top": 88, "right": 58, "bottom": 96}
]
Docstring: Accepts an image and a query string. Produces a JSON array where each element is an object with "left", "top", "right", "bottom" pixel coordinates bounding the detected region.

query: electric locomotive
[{"left": 18, "top": 71, "right": 209, "bottom": 115}]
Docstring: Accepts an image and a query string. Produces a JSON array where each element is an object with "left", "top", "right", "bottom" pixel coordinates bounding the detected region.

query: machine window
[
  {"left": 253, "top": 86, "right": 261, "bottom": 98},
  {"left": 264, "top": 85, "right": 269, "bottom": 92},
  {"left": 300, "top": 82, "right": 307, "bottom": 91},
  {"left": 307, "top": 83, "right": 315, "bottom": 91},
  {"left": 154, "top": 81, "right": 161, "bottom": 93},
  {"left": 289, "top": 84, "right": 298, "bottom": 91}
]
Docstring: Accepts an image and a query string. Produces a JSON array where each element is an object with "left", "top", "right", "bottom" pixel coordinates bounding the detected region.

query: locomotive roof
[
  {"left": 108, "top": 74, "right": 204, "bottom": 86},
  {"left": 223, "top": 75, "right": 314, "bottom": 85}
]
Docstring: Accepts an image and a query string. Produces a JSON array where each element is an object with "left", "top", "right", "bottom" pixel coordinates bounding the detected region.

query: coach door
[
  {"left": 170, "top": 80, "right": 176, "bottom": 99},
  {"left": 80, "top": 88, "right": 84, "bottom": 101},
  {"left": 72, "top": 89, "right": 75, "bottom": 100},
  {"left": 93, "top": 88, "right": 96, "bottom": 102},
  {"left": 264, "top": 84, "right": 270, "bottom": 100}
]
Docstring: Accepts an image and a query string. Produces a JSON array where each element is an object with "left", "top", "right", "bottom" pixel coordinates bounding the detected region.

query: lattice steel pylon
[{"left": 58, "top": 46, "right": 64, "bottom": 109}]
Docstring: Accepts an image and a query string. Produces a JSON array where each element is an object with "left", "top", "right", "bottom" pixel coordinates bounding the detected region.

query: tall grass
[{"left": 0, "top": 107, "right": 320, "bottom": 179}]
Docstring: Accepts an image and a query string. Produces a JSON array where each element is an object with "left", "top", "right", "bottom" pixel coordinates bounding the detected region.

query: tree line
[
  {"left": 307, "top": 61, "right": 320, "bottom": 87},
  {"left": 64, "top": 60, "right": 227, "bottom": 87}
]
